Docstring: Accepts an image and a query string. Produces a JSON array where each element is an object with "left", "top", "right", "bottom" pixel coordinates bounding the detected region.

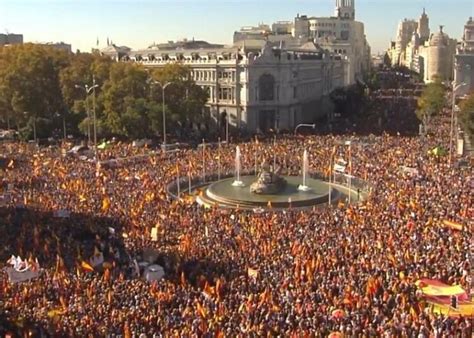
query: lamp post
[
  {"left": 202, "top": 139, "right": 206, "bottom": 182},
  {"left": 92, "top": 76, "right": 98, "bottom": 161},
  {"left": 55, "top": 112, "right": 67, "bottom": 140},
  {"left": 346, "top": 140, "right": 352, "bottom": 204},
  {"left": 273, "top": 134, "right": 277, "bottom": 170},
  {"left": 294, "top": 123, "right": 316, "bottom": 135},
  {"left": 75, "top": 79, "right": 99, "bottom": 156},
  {"left": 449, "top": 82, "right": 467, "bottom": 166},
  {"left": 218, "top": 137, "right": 221, "bottom": 180},
  {"left": 254, "top": 136, "right": 258, "bottom": 176},
  {"left": 149, "top": 80, "right": 174, "bottom": 149},
  {"left": 226, "top": 112, "right": 229, "bottom": 144}
]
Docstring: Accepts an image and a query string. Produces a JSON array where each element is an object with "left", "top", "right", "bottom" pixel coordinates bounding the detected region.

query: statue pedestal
[
  {"left": 297, "top": 185, "right": 311, "bottom": 192},
  {"left": 232, "top": 180, "right": 245, "bottom": 187}
]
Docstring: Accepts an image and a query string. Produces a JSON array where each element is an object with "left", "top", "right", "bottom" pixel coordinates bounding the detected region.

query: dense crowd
[{"left": 0, "top": 108, "right": 472, "bottom": 336}]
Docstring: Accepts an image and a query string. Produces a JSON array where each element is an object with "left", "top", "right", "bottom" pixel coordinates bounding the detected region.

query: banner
[
  {"left": 430, "top": 301, "right": 474, "bottom": 317},
  {"left": 5, "top": 267, "right": 40, "bottom": 283},
  {"left": 442, "top": 220, "right": 464, "bottom": 231},
  {"left": 416, "top": 279, "right": 467, "bottom": 298}
]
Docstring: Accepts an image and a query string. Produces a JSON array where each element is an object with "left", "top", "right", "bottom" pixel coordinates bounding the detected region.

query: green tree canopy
[
  {"left": 0, "top": 46, "right": 208, "bottom": 140},
  {"left": 416, "top": 77, "right": 446, "bottom": 125},
  {"left": 0, "top": 44, "right": 70, "bottom": 136}
]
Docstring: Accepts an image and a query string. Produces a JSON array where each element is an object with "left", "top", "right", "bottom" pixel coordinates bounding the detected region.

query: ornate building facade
[
  {"left": 454, "top": 17, "right": 474, "bottom": 94},
  {"left": 99, "top": 1, "right": 361, "bottom": 132},
  {"left": 118, "top": 42, "right": 344, "bottom": 132},
  {"left": 0, "top": 33, "right": 23, "bottom": 46},
  {"left": 233, "top": 0, "right": 371, "bottom": 86}
]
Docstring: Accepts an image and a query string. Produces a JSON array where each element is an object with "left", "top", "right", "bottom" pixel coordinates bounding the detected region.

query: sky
[{"left": 0, "top": 0, "right": 473, "bottom": 54}]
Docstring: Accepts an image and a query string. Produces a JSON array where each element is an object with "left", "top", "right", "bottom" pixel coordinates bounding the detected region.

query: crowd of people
[{"left": 0, "top": 101, "right": 472, "bottom": 336}]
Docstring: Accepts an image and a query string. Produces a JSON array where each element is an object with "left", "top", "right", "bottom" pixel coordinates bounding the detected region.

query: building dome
[{"left": 429, "top": 26, "right": 449, "bottom": 47}]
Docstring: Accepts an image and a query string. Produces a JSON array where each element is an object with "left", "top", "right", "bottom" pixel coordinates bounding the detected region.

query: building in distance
[
  {"left": 0, "top": 33, "right": 23, "bottom": 46},
  {"left": 36, "top": 42, "right": 72, "bottom": 53},
  {"left": 109, "top": 39, "right": 344, "bottom": 133},
  {"left": 454, "top": 17, "right": 474, "bottom": 94},
  {"left": 387, "top": 9, "right": 457, "bottom": 84}
]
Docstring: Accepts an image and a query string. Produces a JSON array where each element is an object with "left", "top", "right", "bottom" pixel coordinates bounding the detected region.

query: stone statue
[{"left": 250, "top": 161, "right": 286, "bottom": 194}]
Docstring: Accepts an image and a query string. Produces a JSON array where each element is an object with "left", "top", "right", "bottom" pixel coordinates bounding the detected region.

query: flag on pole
[{"left": 81, "top": 261, "right": 94, "bottom": 272}]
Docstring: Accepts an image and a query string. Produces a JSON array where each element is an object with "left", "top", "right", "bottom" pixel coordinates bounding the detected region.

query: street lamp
[
  {"left": 294, "top": 123, "right": 316, "bottom": 135},
  {"left": 149, "top": 80, "right": 174, "bottom": 149},
  {"left": 449, "top": 82, "right": 467, "bottom": 165},
  {"left": 55, "top": 111, "right": 67, "bottom": 140},
  {"left": 75, "top": 78, "right": 99, "bottom": 158},
  {"left": 24, "top": 111, "right": 36, "bottom": 144},
  {"left": 75, "top": 85, "right": 91, "bottom": 144},
  {"left": 345, "top": 140, "right": 352, "bottom": 204}
]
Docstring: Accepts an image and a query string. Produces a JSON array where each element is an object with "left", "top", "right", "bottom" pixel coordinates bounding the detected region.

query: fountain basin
[{"left": 198, "top": 175, "right": 340, "bottom": 209}]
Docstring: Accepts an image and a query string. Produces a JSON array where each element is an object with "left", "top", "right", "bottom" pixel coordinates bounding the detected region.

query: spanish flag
[
  {"left": 442, "top": 220, "right": 464, "bottom": 231},
  {"left": 247, "top": 267, "right": 259, "bottom": 278},
  {"left": 102, "top": 196, "right": 111, "bottom": 212},
  {"left": 196, "top": 301, "right": 207, "bottom": 318},
  {"left": 416, "top": 279, "right": 468, "bottom": 298},
  {"left": 81, "top": 260, "right": 94, "bottom": 272}
]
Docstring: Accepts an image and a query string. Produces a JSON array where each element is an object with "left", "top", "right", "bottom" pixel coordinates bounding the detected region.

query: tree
[
  {"left": 150, "top": 64, "right": 208, "bottom": 137},
  {"left": 0, "top": 46, "right": 208, "bottom": 140},
  {"left": 330, "top": 82, "right": 368, "bottom": 118},
  {"left": 416, "top": 77, "right": 445, "bottom": 129},
  {"left": 0, "top": 44, "right": 70, "bottom": 137},
  {"left": 459, "top": 91, "right": 474, "bottom": 143},
  {"left": 100, "top": 62, "right": 150, "bottom": 137},
  {"left": 59, "top": 52, "right": 112, "bottom": 138}
]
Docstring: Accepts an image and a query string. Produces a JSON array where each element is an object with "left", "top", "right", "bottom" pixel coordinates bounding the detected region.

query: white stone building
[
  {"left": 422, "top": 26, "right": 457, "bottom": 83},
  {"left": 0, "top": 33, "right": 23, "bottom": 46},
  {"left": 232, "top": 0, "right": 371, "bottom": 86},
  {"left": 122, "top": 41, "right": 344, "bottom": 132},
  {"left": 454, "top": 17, "right": 474, "bottom": 94},
  {"left": 388, "top": 9, "right": 457, "bottom": 83}
]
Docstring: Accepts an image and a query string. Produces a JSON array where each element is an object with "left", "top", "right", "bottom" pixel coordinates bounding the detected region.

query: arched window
[{"left": 258, "top": 74, "right": 275, "bottom": 101}]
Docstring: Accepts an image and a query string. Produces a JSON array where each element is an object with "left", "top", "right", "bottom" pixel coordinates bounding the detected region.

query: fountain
[
  {"left": 232, "top": 146, "right": 245, "bottom": 187},
  {"left": 250, "top": 162, "right": 286, "bottom": 194},
  {"left": 189, "top": 146, "right": 363, "bottom": 210},
  {"left": 298, "top": 149, "right": 311, "bottom": 192}
]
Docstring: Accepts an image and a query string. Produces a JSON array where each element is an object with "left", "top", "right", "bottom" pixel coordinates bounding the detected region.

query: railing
[{"left": 167, "top": 169, "right": 374, "bottom": 202}]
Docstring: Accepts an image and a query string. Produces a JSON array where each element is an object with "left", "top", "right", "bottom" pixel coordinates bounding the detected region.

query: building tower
[
  {"left": 417, "top": 8, "right": 430, "bottom": 43},
  {"left": 335, "top": 0, "right": 355, "bottom": 20}
]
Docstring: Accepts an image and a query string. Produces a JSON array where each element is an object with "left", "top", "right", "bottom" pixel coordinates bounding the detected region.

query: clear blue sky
[{"left": 1, "top": 0, "right": 473, "bottom": 54}]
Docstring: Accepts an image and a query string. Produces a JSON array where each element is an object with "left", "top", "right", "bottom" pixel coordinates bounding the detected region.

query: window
[
  {"left": 258, "top": 74, "right": 275, "bottom": 101},
  {"left": 218, "top": 87, "right": 232, "bottom": 101}
]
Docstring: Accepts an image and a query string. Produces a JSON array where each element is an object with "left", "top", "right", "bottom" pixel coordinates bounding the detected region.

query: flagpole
[
  {"left": 218, "top": 137, "right": 221, "bottom": 180},
  {"left": 273, "top": 134, "right": 276, "bottom": 170},
  {"left": 254, "top": 136, "right": 258, "bottom": 176},
  {"left": 176, "top": 164, "right": 180, "bottom": 198},
  {"left": 328, "top": 155, "right": 332, "bottom": 205},
  {"left": 202, "top": 139, "right": 206, "bottom": 182},
  {"left": 348, "top": 142, "right": 352, "bottom": 204}
]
